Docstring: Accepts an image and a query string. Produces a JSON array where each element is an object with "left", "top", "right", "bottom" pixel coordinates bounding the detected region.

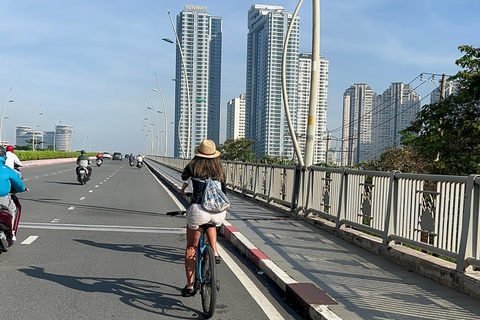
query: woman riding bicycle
[{"left": 179, "top": 139, "right": 227, "bottom": 297}]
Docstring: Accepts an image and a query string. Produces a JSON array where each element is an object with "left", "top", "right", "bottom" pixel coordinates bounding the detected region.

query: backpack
[{"left": 201, "top": 178, "right": 230, "bottom": 213}]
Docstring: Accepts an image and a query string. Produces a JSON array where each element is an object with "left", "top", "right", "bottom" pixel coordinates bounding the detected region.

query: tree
[
  {"left": 401, "top": 45, "right": 480, "bottom": 175},
  {"left": 218, "top": 138, "right": 256, "bottom": 162}
]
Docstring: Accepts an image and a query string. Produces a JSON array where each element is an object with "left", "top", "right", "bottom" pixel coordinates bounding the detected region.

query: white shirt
[
  {"left": 137, "top": 156, "right": 143, "bottom": 162},
  {"left": 5, "top": 151, "right": 22, "bottom": 170}
]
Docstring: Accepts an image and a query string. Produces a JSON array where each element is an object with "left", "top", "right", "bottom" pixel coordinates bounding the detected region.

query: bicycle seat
[{"left": 199, "top": 222, "right": 216, "bottom": 229}]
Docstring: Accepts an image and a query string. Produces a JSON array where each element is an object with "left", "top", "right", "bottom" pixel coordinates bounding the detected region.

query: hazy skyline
[{"left": 0, "top": 0, "right": 478, "bottom": 154}]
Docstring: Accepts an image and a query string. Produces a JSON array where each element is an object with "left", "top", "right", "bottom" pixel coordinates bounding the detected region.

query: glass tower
[
  {"left": 245, "top": 4, "right": 299, "bottom": 158},
  {"left": 174, "top": 5, "right": 222, "bottom": 158}
]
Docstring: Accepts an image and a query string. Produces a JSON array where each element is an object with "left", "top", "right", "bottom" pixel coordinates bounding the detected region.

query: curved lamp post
[
  {"left": 153, "top": 72, "right": 168, "bottom": 157},
  {"left": 147, "top": 97, "right": 159, "bottom": 156},
  {"left": 0, "top": 88, "right": 13, "bottom": 145},
  {"left": 165, "top": 7, "right": 191, "bottom": 159},
  {"left": 32, "top": 112, "right": 43, "bottom": 151}
]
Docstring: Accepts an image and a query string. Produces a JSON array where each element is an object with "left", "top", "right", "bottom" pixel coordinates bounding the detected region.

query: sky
[{"left": 0, "top": 0, "right": 479, "bottom": 155}]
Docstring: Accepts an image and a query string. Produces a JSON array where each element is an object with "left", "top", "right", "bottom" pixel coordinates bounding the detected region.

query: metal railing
[{"left": 147, "top": 156, "right": 480, "bottom": 272}]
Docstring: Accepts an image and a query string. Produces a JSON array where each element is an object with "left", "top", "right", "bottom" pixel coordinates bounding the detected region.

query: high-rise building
[
  {"left": 173, "top": 5, "right": 222, "bottom": 158},
  {"left": 371, "top": 82, "right": 420, "bottom": 158},
  {"left": 245, "top": 4, "right": 299, "bottom": 158},
  {"left": 16, "top": 126, "right": 43, "bottom": 149},
  {"left": 226, "top": 94, "right": 246, "bottom": 140},
  {"left": 297, "top": 53, "right": 329, "bottom": 164},
  {"left": 430, "top": 80, "right": 459, "bottom": 104},
  {"left": 341, "top": 84, "right": 374, "bottom": 166},
  {"left": 54, "top": 125, "right": 73, "bottom": 151}
]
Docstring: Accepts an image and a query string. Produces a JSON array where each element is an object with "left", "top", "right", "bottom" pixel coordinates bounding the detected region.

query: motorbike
[
  {"left": 137, "top": 161, "right": 143, "bottom": 169},
  {"left": 0, "top": 193, "right": 22, "bottom": 253},
  {"left": 96, "top": 158, "right": 103, "bottom": 167},
  {"left": 129, "top": 159, "right": 134, "bottom": 167},
  {"left": 77, "top": 166, "right": 90, "bottom": 185}
]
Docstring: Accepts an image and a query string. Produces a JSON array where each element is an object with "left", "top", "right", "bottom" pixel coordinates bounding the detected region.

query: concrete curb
[
  {"left": 22, "top": 157, "right": 97, "bottom": 167},
  {"left": 145, "top": 160, "right": 342, "bottom": 320}
]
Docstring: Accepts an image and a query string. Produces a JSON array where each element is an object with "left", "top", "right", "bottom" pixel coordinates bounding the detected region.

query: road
[{"left": 0, "top": 160, "right": 301, "bottom": 320}]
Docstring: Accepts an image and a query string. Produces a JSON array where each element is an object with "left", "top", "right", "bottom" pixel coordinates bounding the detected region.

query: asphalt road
[{"left": 0, "top": 160, "right": 301, "bottom": 320}]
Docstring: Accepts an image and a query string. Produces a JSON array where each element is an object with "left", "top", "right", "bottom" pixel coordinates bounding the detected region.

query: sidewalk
[{"left": 146, "top": 160, "right": 480, "bottom": 320}]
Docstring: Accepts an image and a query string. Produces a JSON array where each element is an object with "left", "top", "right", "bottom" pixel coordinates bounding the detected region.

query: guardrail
[{"left": 147, "top": 156, "right": 480, "bottom": 273}]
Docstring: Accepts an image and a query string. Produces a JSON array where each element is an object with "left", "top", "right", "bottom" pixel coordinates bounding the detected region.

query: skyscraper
[
  {"left": 245, "top": 4, "right": 299, "bottom": 158},
  {"left": 371, "top": 82, "right": 420, "bottom": 158},
  {"left": 226, "top": 93, "right": 246, "bottom": 140},
  {"left": 341, "top": 84, "right": 374, "bottom": 166},
  {"left": 173, "top": 5, "right": 222, "bottom": 158},
  {"left": 297, "top": 53, "right": 329, "bottom": 164}
]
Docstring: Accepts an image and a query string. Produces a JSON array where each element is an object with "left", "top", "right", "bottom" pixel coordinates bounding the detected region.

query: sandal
[
  {"left": 215, "top": 255, "right": 221, "bottom": 264},
  {"left": 181, "top": 285, "right": 195, "bottom": 297}
]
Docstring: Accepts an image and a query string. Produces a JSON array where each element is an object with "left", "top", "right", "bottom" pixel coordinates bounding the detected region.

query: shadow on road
[{"left": 18, "top": 266, "right": 203, "bottom": 319}]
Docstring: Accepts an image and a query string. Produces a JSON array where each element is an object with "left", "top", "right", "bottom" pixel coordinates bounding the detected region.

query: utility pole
[
  {"left": 304, "top": 0, "right": 320, "bottom": 167},
  {"left": 440, "top": 74, "right": 447, "bottom": 101}
]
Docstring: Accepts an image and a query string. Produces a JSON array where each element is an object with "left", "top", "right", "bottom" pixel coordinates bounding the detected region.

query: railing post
[
  {"left": 290, "top": 164, "right": 305, "bottom": 214},
  {"left": 335, "top": 169, "right": 346, "bottom": 229},
  {"left": 383, "top": 171, "right": 399, "bottom": 245},
  {"left": 458, "top": 174, "right": 477, "bottom": 271}
]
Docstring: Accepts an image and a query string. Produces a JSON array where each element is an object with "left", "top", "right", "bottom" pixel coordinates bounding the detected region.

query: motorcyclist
[
  {"left": 76, "top": 150, "right": 92, "bottom": 179},
  {"left": 0, "top": 146, "right": 25, "bottom": 241},
  {"left": 129, "top": 153, "right": 135, "bottom": 165},
  {"left": 136, "top": 154, "right": 143, "bottom": 166},
  {"left": 5, "top": 145, "right": 22, "bottom": 178},
  {"left": 96, "top": 152, "right": 103, "bottom": 160}
]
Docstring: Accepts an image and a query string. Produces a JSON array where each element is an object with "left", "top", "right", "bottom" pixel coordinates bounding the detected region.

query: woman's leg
[
  {"left": 185, "top": 226, "right": 201, "bottom": 288},
  {"left": 206, "top": 227, "right": 218, "bottom": 256}
]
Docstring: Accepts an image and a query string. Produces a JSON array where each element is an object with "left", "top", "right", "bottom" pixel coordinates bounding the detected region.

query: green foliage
[
  {"left": 399, "top": 45, "right": 480, "bottom": 175},
  {"left": 218, "top": 138, "right": 256, "bottom": 162},
  {"left": 16, "top": 151, "right": 96, "bottom": 161},
  {"left": 257, "top": 154, "right": 295, "bottom": 165},
  {"left": 360, "top": 147, "right": 429, "bottom": 173}
]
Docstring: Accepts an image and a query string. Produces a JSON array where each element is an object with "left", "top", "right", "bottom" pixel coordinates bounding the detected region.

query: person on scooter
[
  {"left": 136, "top": 154, "right": 143, "bottom": 165},
  {"left": 5, "top": 145, "right": 22, "bottom": 178},
  {"left": 96, "top": 152, "right": 103, "bottom": 161},
  {"left": 0, "top": 146, "right": 25, "bottom": 241},
  {"left": 129, "top": 153, "right": 135, "bottom": 166},
  {"left": 76, "top": 150, "right": 92, "bottom": 179}
]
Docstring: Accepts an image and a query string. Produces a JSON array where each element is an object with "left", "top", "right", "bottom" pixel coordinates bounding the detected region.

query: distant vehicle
[
  {"left": 125, "top": 154, "right": 129, "bottom": 158},
  {"left": 112, "top": 152, "right": 122, "bottom": 160},
  {"left": 102, "top": 152, "right": 111, "bottom": 159}
]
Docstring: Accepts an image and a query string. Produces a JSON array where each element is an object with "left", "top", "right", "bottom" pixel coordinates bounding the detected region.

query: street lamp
[
  {"left": 0, "top": 88, "right": 13, "bottom": 145},
  {"left": 53, "top": 116, "right": 61, "bottom": 151},
  {"left": 32, "top": 111, "right": 43, "bottom": 151},
  {"left": 147, "top": 97, "right": 159, "bottom": 156},
  {"left": 165, "top": 7, "right": 192, "bottom": 159},
  {"left": 153, "top": 72, "right": 168, "bottom": 157}
]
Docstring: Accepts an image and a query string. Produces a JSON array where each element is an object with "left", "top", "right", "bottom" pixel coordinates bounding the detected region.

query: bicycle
[{"left": 167, "top": 210, "right": 219, "bottom": 318}]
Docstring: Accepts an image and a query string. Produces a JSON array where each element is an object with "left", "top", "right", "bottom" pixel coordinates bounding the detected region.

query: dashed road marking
[
  {"left": 21, "top": 236, "right": 38, "bottom": 245},
  {"left": 89, "top": 190, "right": 93, "bottom": 193},
  {"left": 79, "top": 197, "right": 86, "bottom": 201},
  {"left": 51, "top": 219, "right": 60, "bottom": 223},
  {"left": 68, "top": 206, "right": 75, "bottom": 210}
]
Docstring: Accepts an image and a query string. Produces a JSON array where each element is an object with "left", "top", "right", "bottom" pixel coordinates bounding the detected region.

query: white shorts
[{"left": 186, "top": 204, "right": 226, "bottom": 230}]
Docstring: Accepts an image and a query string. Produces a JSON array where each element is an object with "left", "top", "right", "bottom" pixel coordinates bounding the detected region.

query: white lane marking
[
  {"left": 24, "top": 179, "right": 29, "bottom": 181},
  {"left": 51, "top": 219, "right": 60, "bottom": 223},
  {"left": 52, "top": 173, "right": 56, "bottom": 175},
  {"left": 147, "top": 166, "right": 185, "bottom": 211},
  {"left": 68, "top": 206, "right": 75, "bottom": 210},
  {"left": 89, "top": 190, "right": 93, "bottom": 193},
  {"left": 79, "top": 197, "right": 86, "bottom": 201},
  {"left": 44, "top": 174, "right": 48, "bottom": 176},
  {"left": 21, "top": 236, "right": 38, "bottom": 245},
  {"left": 217, "top": 245, "right": 285, "bottom": 320},
  {"left": 35, "top": 176, "right": 39, "bottom": 179},
  {"left": 95, "top": 185, "right": 99, "bottom": 188},
  {"left": 21, "top": 223, "right": 185, "bottom": 233}
]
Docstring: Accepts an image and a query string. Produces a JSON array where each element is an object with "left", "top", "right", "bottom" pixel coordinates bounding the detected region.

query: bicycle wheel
[{"left": 201, "top": 245, "right": 217, "bottom": 318}]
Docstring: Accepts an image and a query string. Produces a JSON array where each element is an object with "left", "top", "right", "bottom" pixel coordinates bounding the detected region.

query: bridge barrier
[{"left": 147, "top": 156, "right": 480, "bottom": 300}]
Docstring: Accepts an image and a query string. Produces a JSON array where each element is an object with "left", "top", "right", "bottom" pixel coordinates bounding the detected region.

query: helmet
[
  {"left": 81, "top": 150, "right": 86, "bottom": 155},
  {"left": 6, "top": 145, "right": 14, "bottom": 152},
  {"left": 0, "top": 146, "right": 6, "bottom": 158}
]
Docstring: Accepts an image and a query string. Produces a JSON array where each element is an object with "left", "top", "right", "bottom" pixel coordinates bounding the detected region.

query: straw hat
[{"left": 194, "top": 139, "right": 221, "bottom": 158}]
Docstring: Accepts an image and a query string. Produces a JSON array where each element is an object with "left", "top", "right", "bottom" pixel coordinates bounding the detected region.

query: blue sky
[{"left": 0, "top": 0, "right": 478, "bottom": 155}]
